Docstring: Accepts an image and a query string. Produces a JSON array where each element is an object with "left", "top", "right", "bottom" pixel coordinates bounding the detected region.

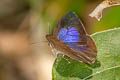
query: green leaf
[{"left": 52, "top": 28, "right": 120, "bottom": 80}]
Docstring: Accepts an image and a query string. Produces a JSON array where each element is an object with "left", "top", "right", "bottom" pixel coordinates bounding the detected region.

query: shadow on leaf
[{"left": 53, "top": 54, "right": 101, "bottom": 79}]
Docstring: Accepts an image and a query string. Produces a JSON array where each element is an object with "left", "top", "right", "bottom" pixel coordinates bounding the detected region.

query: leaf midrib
[{"left": 82, "top": 64, "right": 120, "bottom": 80}]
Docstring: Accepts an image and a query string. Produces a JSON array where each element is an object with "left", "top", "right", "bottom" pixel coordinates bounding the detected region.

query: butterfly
[{"left": 46, "top": 11, "right": 97, "bottom": 64}]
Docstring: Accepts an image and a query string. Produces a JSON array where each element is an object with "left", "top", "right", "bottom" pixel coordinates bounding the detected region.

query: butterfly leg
[
  {"left": 49, "top": 43, "right": 57, "bottom": 57},
  {"left": 62, "top": 55, "right": 71, "bottom": 64},
  {"left": 51, "top": 48, "right": 58, "bottom": 58}
]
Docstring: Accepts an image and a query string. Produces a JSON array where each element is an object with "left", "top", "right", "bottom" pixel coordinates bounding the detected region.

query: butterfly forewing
[
  {"left": 46, "top": 11, "right": 97, "bottom": 64},
  {"left": 53, "top": 11, "right": 87, "bottom": 42}
]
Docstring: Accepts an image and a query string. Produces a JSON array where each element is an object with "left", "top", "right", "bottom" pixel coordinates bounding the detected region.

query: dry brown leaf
[{"left": 89, "top": 0, "right": 120, "bottom": 21}]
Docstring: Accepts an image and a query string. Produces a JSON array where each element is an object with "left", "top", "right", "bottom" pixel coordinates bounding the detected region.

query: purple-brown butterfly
[{"left": 46, "top": 11, "right": 97, "bottom": 64}]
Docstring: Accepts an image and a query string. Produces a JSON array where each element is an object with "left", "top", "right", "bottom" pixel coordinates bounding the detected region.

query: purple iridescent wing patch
[
  {"left": 58, "top": 27, "right": 79, "bottom": 42},
  {"left": 58, "top": 27, "right": 87, "bottom": 50}
]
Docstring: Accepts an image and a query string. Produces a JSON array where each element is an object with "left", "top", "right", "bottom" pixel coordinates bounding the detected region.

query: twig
[{"left": 89, "top": 0, "right": 120, "bottom": 21}]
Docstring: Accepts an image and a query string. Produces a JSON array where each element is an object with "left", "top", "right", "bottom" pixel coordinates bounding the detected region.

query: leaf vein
[{"left": 83, "top": 65, "right": 120, "bottom": 80}]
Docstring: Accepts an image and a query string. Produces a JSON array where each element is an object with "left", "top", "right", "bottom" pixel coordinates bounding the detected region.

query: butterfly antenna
[
  {"left": 30, "top": 41, "right": 48, "bottom": 45},
  {"left": 48, "top": 22, "right": 50, "bottom": 34}
]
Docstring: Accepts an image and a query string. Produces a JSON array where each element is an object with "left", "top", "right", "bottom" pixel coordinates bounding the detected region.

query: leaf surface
[{"left": 52, "top": 28, "right": 120, "bottom": 80}]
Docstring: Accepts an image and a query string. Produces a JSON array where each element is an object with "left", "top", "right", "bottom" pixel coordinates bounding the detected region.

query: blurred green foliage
[
  {"left": 93, "top": 6, "right": 120, "bottom": 33},
  {"left": 28, "top": 0, "right": 120, "bottom": 33}
]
